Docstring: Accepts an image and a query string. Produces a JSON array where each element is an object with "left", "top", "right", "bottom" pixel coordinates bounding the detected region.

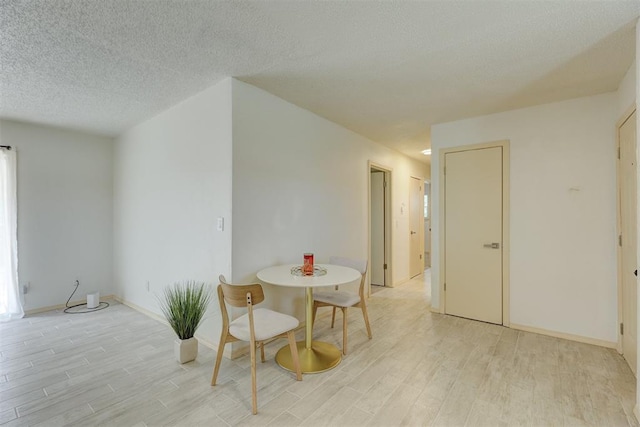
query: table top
[{"left": 257, "top": 263, "right": 360, "bottom": 288}]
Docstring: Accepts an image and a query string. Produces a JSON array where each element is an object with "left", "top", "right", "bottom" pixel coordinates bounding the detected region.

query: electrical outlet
[{"left": 22, "top": 282, "right": 30, "bottom": 294}]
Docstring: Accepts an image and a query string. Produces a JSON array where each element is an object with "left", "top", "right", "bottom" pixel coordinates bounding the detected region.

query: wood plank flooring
[{"left": 1, "top": 272, "right": 637, "bottom": 426}]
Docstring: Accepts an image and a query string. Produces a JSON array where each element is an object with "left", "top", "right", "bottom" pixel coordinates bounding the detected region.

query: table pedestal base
[{"left": 275, "top": 341, "right": 341, "bottom": 374}]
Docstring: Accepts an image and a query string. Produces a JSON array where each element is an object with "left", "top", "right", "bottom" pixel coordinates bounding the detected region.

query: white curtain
[{"left": 0, "top": 148, "right": 23, "bottom": 321}]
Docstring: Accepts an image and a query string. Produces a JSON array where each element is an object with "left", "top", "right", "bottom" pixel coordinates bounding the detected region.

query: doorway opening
[
  {"left": 616, "top": 106, "right": 637, "bottom": 376},
  {"left": 369, "top": 162, "right": 392, "bottom": 293},
  {"left": 409, "top": 176, "right": 425, "bottom": 278}
]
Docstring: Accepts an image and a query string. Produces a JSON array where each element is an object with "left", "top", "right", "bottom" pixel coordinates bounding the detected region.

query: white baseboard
[
  {"left": 431, "top": 310, "right": 615, "bottom": 349},
  {"left": 25, "top": 294, "right": 116, "bottom": 315},
  {"left": 391, "top": 277, "right": 410, "bottom": 288},
  {"left": 510, "top": 323, "right": 617, "bottom": 349},
  {"left": 114, "top": 296, "right": 264, "bottom": 358},
  {"left": 113, "top": 295, "right": 167, "bottom": 325},
  {"left": 194, "top": 334, "right": 218, "bottom": 351}
]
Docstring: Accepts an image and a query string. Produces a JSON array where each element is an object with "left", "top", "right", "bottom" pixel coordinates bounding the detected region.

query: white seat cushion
[
  {"left": 229, "top": 308, "right": 299, "bottom": 342},
  {"left": 314, "top": 290, "right": 361, "bottom": 307}
]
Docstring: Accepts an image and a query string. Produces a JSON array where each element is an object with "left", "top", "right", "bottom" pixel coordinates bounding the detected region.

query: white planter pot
[{"left": 174, "top": 337, "right": 198, "bottom": 364}]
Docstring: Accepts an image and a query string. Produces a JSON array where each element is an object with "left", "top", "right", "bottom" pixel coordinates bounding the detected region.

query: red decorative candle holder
[{"left": 303, "top": 253, "right": 314, "bottom": 276}]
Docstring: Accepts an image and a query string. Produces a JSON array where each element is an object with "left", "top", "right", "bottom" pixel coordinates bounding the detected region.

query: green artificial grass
[{"left": 159, "top": 281, "right": 211, "bottom": 340}]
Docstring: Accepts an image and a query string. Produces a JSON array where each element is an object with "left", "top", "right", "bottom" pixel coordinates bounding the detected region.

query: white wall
[
  {"left": 6, "top": 73, "right": 427, "bottom": 352},
  {"left": 0, "top": 119, "right": 113, "bottom": 311},
  {"left": 113, "top": 79, "right": 233, "bottom": 344},
  {"left": 231, "top": 79, "right": 428, "bottom": 320},
  {"left": 431, "top": 93, "right": 618, "bottom": 343}
]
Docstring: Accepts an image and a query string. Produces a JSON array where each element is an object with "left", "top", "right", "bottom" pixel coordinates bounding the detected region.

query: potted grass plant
[{"left": 159, "top": 281, "right": 211, "bottom": 364}]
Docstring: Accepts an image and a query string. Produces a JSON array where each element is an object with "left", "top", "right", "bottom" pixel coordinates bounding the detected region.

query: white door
[
  {"left": 370, "top": 170, "right": 385, "bottom": 286},
  {"left": 619, "top": 110, "right": 637, "bottom": 375},
  {"left": 445, "top": 147, "right": 503, "bottom": 324},
  {"left": 409, "top": 177, "right": 423, "bottom": 278}
]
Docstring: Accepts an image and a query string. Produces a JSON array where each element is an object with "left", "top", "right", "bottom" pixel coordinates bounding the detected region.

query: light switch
[{"left": 217, "top": 217, "right": 224, "bottom": 231}]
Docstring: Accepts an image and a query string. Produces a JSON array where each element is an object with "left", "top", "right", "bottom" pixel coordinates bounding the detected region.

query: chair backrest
[
  {"left": 329, "top": 256, "right": 368, "bottom": 275},
  {"left": 329, "top": 256, "right": 368, "bottom": 296},
  {"left": 217, "top": 283, "right": 264, "bottom": 346},
  {"left": 220, "top": 283, "right": 265, "bottom": 307},
  {"left": 217, "top": 285, "right": 230, "bottom": 330}
]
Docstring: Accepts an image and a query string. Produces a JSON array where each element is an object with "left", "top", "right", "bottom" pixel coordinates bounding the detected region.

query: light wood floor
[{"left": 1, "top": 272, "right": 637, "bottom": 426}]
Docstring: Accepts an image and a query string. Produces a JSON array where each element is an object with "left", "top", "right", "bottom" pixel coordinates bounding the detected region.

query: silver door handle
[{"left": 483, "top": 243, "right": 500, "bottom": 249}]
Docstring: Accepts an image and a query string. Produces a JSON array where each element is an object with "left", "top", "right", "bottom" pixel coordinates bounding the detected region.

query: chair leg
[
  {"left": 342, "top": 307, "right": 348, "bottom": 355},
  {"left": 361, "top": 301, "right": 373, "bottom": 339},
  {"left": 259, "top": 342, "right": 265, "bottom": 363},
  {"left": 211, "top": 331, "right": 228, "bottom": 386},
  {"left": 250, "top": 339, "right": 258, "bottom": 415},
  {"left": 287, "top": 330, "right": 302, "bottom": 381},
  {"left": 331, "top": 307, "right": 336, "bottom": 328}
]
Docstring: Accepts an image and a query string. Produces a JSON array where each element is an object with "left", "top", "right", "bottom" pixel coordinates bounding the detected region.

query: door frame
[
  {"left": 368, "top": 161, "right": 393, "bottom": 292},
  {"left": 616, "top": 104, "right": 636, "bottom": 355},
  {"left": 409, "top": 175, "right": 426, "bottom": 278},
  {"left": 424, "top": 179, "right": 431, "bottom": 269},
  {"left": 438, "top": 140, "right": 511, "bottom": 327}
]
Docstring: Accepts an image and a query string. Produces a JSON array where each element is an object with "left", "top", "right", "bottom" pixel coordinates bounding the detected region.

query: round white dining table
[{"left": 256, "top": 263, "right": 361, "bottom": 373}]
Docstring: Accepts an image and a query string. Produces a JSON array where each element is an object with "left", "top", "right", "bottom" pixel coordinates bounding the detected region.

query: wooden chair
[
  {"left": 219, "top": 274, "right": 276, "bottom": 362},
  {"left": 211, "top": 281, "right": 302, "bottom": 414},
  {"left": 312, "top": 256, "right": 372, "bottom": 355}
]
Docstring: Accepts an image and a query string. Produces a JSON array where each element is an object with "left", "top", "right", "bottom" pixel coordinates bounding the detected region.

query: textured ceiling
[{"left": 1, "top": 1, "right": 639, "bottom": 163}]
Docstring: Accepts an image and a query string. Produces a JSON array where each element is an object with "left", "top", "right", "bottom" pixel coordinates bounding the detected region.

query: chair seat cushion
[
  {"left": 313, "top": 291, "right": 360, "bottom": 307},
  {"left": 229, "top": 308, "right": 299, "bottom": 342}
]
